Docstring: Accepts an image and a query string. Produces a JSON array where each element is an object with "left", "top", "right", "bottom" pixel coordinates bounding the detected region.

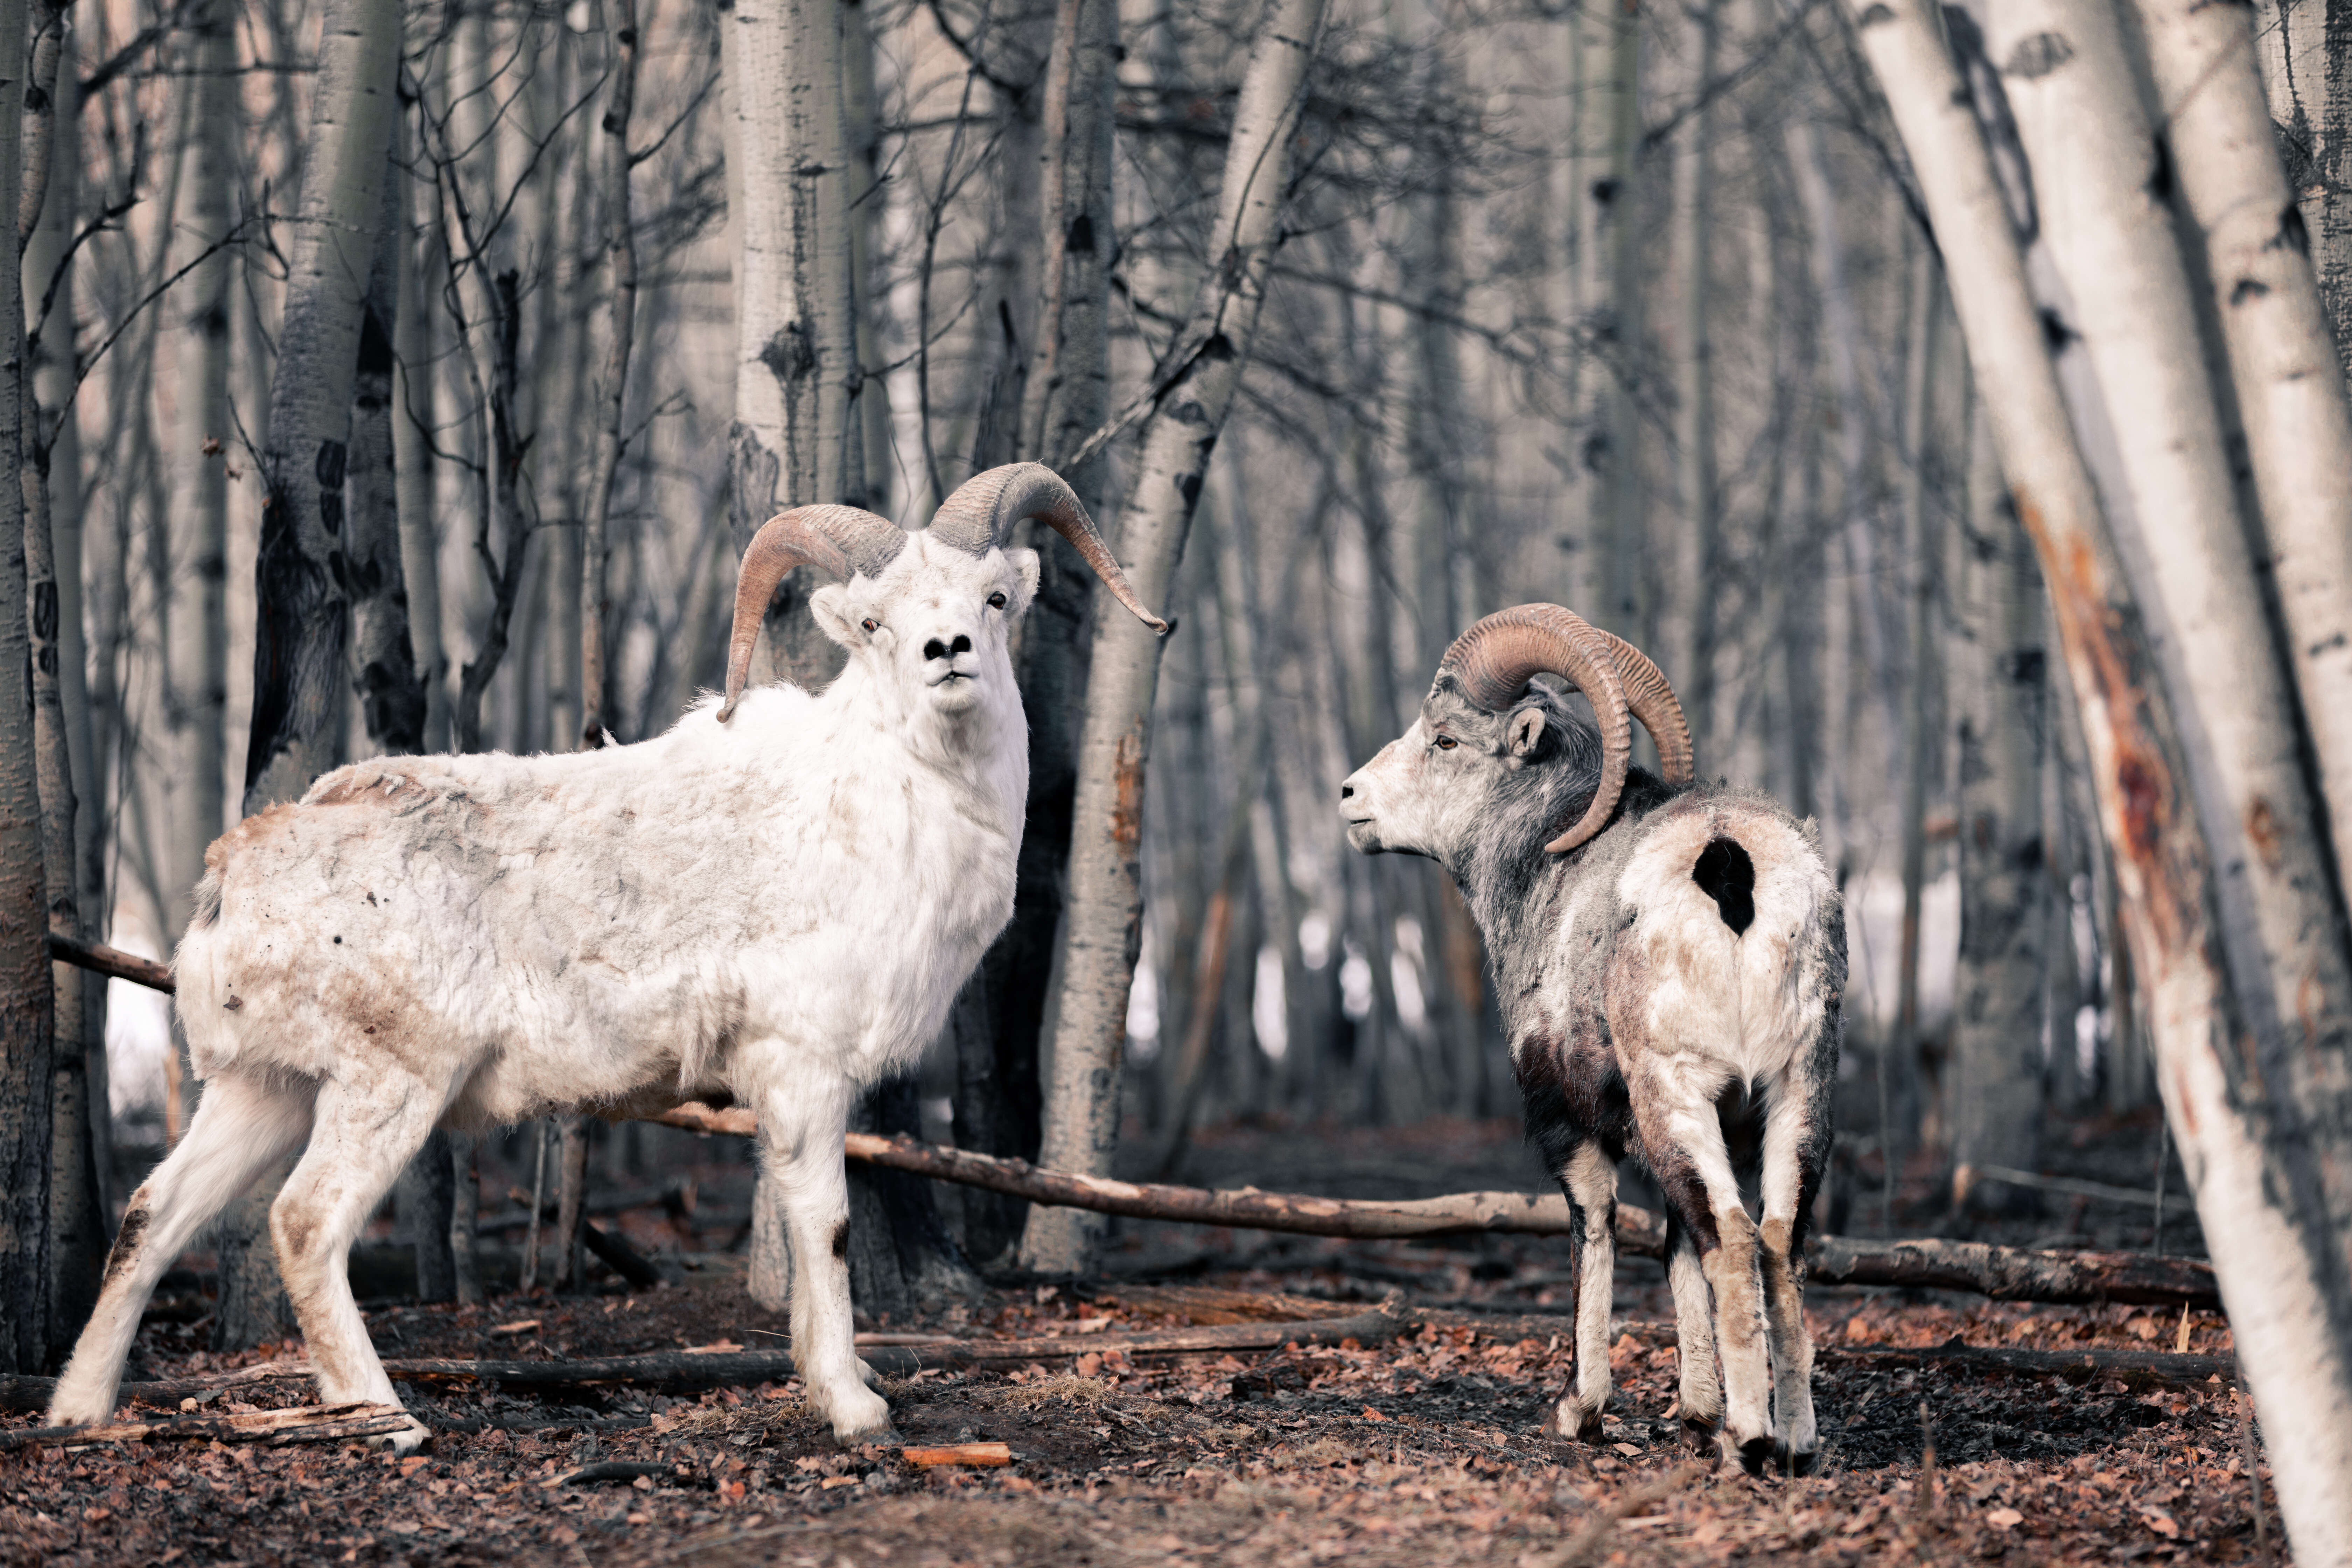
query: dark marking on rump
[
  {"left": 830, "top": 1220, "right": 850, "bottom": 1260},
  {"left": 102, "top": 1203, "right": 151, "bottom": 1286},
  {"left": 1693, "top": 836, "right": 1755, "bottom": 934}
]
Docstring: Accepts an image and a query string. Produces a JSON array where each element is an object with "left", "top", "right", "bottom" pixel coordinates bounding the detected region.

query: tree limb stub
[{"left": 643, "top": 1106, "right": 2221, "bottom": 1307}]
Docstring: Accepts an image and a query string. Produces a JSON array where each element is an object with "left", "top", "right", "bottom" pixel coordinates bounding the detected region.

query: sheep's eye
[
  {"left": 987, "top": 592, "right": 1007, "bottom": 609},
  {"left": 860, "top": 617, "right": 878, "bottom": 633},
  {"left": 1434, "top": 735, "right": 1458, "bottom": 751}
]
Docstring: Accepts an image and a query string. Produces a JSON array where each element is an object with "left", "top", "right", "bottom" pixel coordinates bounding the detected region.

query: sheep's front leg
[
  {"left": 758, "top": 1076, "right": 895, "bottom": 1445},
  {"left": 1759, "top": 1070, "right": 1832, "bottom": 1475},
  {"left": 1547, "top": 1141, "right": 1616, "bottom": 1440}
]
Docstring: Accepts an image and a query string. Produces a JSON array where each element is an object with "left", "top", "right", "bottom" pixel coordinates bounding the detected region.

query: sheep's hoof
[
  {"left": 825, "top": 1386, "right": 897, "bottom": 1448},
  {"left": 1771, "top": 1441, "right": 1820, "bottom": 1477},
  {"left": 368, "top": 1419, "right": 432, "bottom": 1457},
  {"left": 1678, "top": 1420, "right": 1723, "bottom": 1470},
  {"left": 1549, "top": 1399, "right": 1603, "bottom": 1443},
  {"left": 1734, "top": 1434, "right": 1774, "bottom": 1477}
]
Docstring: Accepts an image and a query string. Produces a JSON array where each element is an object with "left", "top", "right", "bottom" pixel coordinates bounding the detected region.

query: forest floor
[{"left": 1, "top": 1112, "right": 2272, "bottom": 1567}]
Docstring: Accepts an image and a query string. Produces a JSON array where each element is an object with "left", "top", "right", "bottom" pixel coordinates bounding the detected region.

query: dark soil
[{"left": 5, "top": 1113, "right": 2273, "bottom": 1566}]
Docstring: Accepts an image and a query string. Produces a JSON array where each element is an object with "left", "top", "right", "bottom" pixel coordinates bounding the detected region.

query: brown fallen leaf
[
  {"left": 1985, "top": 1507, "right": 2023, "bottom": 1530},
  {"left": 901, "top": 1442, "right": 1014, "bottom": 1469}
]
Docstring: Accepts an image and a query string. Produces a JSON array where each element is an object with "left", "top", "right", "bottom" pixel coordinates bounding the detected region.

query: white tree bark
[
  {"left": 1019, "top": 0, "right": 1329, "bottom": 1274},
  {"left": 2128, "top": 0, "right": 2352, "bottom": 892},
  {"left": 1850, "top": 4, "right": 2352, "bottom": 1559},
  {"left": 167, "top": 0, "right": 238, "bottom": 936},
  {"left": 734, "top": 0, "right": 873, "bottom": 1311},
  {"left": 1672, "top": 0, "right": 1718, "bottom": 751},
  {"left": 392, "top": 133, "right": 449, "bottom": 754},
  {"left": 1593, "top": 0, "right": 1642, "bottom": 638},
  {"left": 240, "top": 0, "right": 401, "bottom": 813},
  {"left": 579, "top": 0, "right": 640, "bottom": 748},
  {"left": 1949, "top": 393, "right": 2048, "bottom": 1203},
  {"left": 218, "top": 0, "right": 401, "bottom": 1353},
  {"left": 347, "top": 153, "right": 427, "bottom": 756}
]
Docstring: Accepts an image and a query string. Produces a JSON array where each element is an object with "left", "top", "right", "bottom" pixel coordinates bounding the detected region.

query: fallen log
[
  {"left": 644, "top": 1107, "right": 2222, "bottom": 1308},
  {"left": 1816, "top": 1339, "right": 2235, "bottom": 1387},
  {"left": 0, "top": 1401, "right": 410, "bottom": 1452},
  {"left": 1805, "top": 1236, "right": 2217, "bottom": 1308}
]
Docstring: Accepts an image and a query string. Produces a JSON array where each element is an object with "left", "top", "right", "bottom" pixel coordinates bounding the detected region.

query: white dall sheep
[
  {"left": 46, "top": 463, "right": 1166, "bottom": 1452},
  {"left": 1339, "top": 606, "right": 1843, "bottom": 1474}
]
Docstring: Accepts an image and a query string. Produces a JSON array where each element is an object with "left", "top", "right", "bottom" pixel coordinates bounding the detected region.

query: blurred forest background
[{"left": 11, "top": 0, "right": 2350, "bottom": 1340}]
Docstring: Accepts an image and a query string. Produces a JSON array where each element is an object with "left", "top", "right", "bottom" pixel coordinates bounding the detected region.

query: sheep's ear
[
  {"left": 1006, "top": 548, "right": 1041, "bottom": 615},
  {"left": 810, "top": 583, "right": 861, "bottom": 649},
  {"left": 1507, "top": 707, "right": 1550, "bottom": 760}
]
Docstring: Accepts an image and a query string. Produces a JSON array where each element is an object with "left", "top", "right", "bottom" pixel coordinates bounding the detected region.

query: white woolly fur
[{"left": 49, "top": 534, "right": 1044, "bottom": 1453}]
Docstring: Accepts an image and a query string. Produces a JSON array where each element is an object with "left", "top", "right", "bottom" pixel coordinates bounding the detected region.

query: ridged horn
[
  {"left": 718, "top": 504, "right": 909, "bottom": 722},
  {"left": 926, "top": 462, "right": 1170, "bottom": 634},
  {"left": 1594, "top": 629, "right": 1694, "bottom": 786},
  {"left": 1437, "top": 604, "right": 1632, "bottom": 855}
]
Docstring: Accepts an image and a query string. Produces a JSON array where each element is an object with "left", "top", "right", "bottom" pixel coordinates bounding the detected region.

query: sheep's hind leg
[
  {"left": 758, "top": 1071, "right": 895, "bottom": 1445},
  {"left": 270, "top": 1072, "right": 449, "bottom": 1454},
  {"left": 1648, "top": 1125, "right": 1772, "bottom": 1475},
  {"left": 1759, "top": 1070, "right": 1831, "bottom": 1475},
  {"left": 1663, "top": 1210, "right": 1724, "bottom": 1465},
  {"left": 1547, "top": 1141, "right": 1616, "bottom": 1441},
  {"left": 47, "top": 1072, "right": 317, "bottom": 1429}
]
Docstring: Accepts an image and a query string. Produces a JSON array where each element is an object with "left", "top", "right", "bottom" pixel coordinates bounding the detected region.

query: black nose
[
  {"left": 923, "top": 634, "right": 973, "bottom": 662},
  {"left": 1340, "top": 784, "right": 1354, "bottom": 799}
]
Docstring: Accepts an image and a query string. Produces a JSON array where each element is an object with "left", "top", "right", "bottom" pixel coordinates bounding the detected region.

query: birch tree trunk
[
  {"left": 2249, "top": 0, "right": 2352, "bottom": 367},
  {"left": 23, "top": 0, "right": 104, "bottom": 1349},
  {"left": 1850, "top": 5, "right": 2352, "bottom": 1558},
  {"left": 0, "top": 0, "right": 58, "bottom": 1374},
  {"left": 2129, "top": 0, "right": 2352, "bottom": 891},
  {"left": 392, "top": 129, "right": 449, "bottom": 754},
  {"left": 735, "top": 0, "right": 880, "bottom": 1311},
  {"left": 952, "top": 0, "right": 1121, "bottom": 1266},
  {"left": 218, "top": 0, "right": 401, "bottom": 1352},
  {"left": 167, "top": 0, "right": 237, "bottom": 937},
  {"left": 579, "top": 0, "right": 639, "bottom": 749},
  {"left": 348, "top": 159, "right": 426, "bottom": 756},
  {"left": 728, "top": 0, "right": 867, "bottom": 695},
  {"left": 1949, "top": 393, "right": 2049, "bottom": 1211},
  {"left": 1672, "top": 0, "right": 1718, "bottom": 752},
  {"left": 1020, "top": 0, "right": 1329, "bottom": 1274},
  {"left": 1894, "top": 247, "right": 1943, "bottom": 1152},
  {"left": 1593, "top": 0, "right": 1643, "bottom": 638}
]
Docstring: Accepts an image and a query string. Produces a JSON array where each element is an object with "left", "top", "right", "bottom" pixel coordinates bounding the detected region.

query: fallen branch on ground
[
  {"left": 1816, "top": 1339, "right": 2234, "bottom": 1386},
  {"left": 0, "top": 1401, "right": 409, "bottom": 1452},
  {"left": 643, "top": 1107, "right": 2222, "bottom": 1308}
]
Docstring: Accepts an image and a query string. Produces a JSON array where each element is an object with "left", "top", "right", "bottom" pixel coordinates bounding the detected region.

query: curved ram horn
[
  {"left": 1437, "top": 604, "right": 1633, "bottom": 854},
  {"left": 1593, "top": 629, "right": 1694, "bottom": 786},
  {"left": 926, "top": 462, "right": 1170, "bottom": 634},
  {"left": 718, "top": 504, "right": 909, "bottom": 722}
]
